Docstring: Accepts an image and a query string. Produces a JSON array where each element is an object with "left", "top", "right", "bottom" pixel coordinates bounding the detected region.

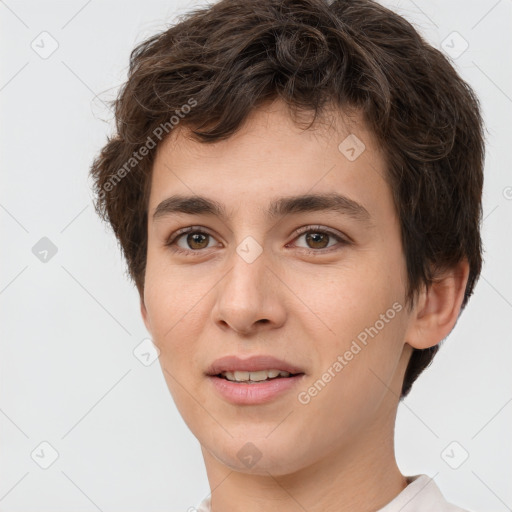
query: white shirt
[{"left": 195, "top": 474, "right": 471, "bottom": 512}]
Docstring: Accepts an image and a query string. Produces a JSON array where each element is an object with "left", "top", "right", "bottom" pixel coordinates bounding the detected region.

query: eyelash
[{"left": 164, "top": 225, "right": 349, "bottom": 257}]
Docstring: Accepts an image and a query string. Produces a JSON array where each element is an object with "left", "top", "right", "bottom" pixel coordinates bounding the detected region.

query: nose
[{"left": 211, "top": 246, "right": 287, "bottom": 337}]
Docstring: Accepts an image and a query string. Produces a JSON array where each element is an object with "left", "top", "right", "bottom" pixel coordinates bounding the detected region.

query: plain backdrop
[{"left": 1, "top": 0, "right": 511, "bottom": 511}]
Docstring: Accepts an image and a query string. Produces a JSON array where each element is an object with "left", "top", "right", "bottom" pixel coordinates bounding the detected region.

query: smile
[{"left": 219, "top": 369, "right": 294, "bottom": 383}]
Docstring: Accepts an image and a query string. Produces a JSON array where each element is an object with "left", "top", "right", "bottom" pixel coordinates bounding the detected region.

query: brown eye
[
  {"left": 304, "top": 232, "right": 330, "bottom": 249},
  {"left": 293, "top": 228, "right": 342, "bottom": 251},
  {"left": 165, "top": 226, "right": 222, "bottom": 255},
  {"left": 185, "top": 232, "right": 210, "bottom": 250}
]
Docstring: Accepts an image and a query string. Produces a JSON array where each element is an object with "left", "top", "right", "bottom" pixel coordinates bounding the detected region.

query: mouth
[
  {"left": 206, "top": 354, "right": 305, "bottom": 378},
  {"left": 216, "top": 369, "right": 302, "bottom": 384},
  {"left": 206, "top": 355, "right": 306, "bottom": 404}
]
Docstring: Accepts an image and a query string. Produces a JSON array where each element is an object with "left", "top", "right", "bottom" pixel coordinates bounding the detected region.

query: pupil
[
  {"left": 188, "top": 233, "right": 208, "bottom": 249},
  {"left": 306, "top": 232, "right": 328, "bottom": 249}
]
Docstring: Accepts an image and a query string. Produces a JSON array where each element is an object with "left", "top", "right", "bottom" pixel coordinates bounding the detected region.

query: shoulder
[
  {"left": 378, "top": 474, "right": 474, "bottom": 512},
  {"left": 194, "top": 495, "right": 211, "bottom": 512}
]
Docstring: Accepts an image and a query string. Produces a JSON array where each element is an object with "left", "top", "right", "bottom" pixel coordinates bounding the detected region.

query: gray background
[{"left": 1, "top": 0, "right": 511, "bottom": 510}]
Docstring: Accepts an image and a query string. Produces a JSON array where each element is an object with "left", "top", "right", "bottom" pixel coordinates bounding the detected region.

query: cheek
[
  {"left": 143, "top": 253, "right": 206, "bottom": 362},
  {"left": 286, "top": 250, "right": 404, "bottom": 337},
  {"left": 294, "top": 301, "right": 407, "bottom": 446},
  {"left": 289, "top": 253, "right": 407, "bottom": 397},
  {"left": 143, "top": 267, "right": 211, "bottom": 417}
]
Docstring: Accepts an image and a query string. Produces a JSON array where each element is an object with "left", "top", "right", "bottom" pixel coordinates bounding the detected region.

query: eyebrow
[{"left": 152, "top": 193, "right": 372, "bottom": 225}]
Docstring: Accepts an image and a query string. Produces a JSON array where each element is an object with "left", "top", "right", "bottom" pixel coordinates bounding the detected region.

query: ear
[{"left": 405, "top": 259, "right": 470, "bottom": 350}]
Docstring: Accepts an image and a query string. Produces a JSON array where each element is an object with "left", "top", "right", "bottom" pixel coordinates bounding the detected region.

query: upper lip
[{"left": 206, "top": 355, "right": 305, "bottom": 376}]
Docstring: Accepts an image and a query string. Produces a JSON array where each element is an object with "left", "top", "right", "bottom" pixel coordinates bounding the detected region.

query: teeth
[
  {"left": 234, "top": 371, "right": 249, "bottom": 381},
  {"left": 221, "top": 369, "right": 292, "bottom": 382}
]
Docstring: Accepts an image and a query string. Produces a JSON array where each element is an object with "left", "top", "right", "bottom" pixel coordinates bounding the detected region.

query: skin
[{"left": 140, "top": 98, "right": 469, "bottom": 512}]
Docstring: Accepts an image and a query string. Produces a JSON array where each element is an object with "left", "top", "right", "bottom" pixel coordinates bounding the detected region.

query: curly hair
[{"left": 89, "top": 0, "right": 485, "bottom": 398}]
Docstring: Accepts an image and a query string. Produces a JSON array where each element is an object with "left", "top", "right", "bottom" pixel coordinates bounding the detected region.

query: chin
[{"left": 203, "top": 431, "right": 315, "bottom": 476}]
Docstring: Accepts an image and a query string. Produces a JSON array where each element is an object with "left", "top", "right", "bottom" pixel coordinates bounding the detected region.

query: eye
[
  {"left": 165, "top": 225, "right": 349, "bottom": 257},
  {"left": 166, "top": 227, "right": 220, "bottom": 254},
  {"left": 289, "top": 226, "right": 348, "bottom": 254}
]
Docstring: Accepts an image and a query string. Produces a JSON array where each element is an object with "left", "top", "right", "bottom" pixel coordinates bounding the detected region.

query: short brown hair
[{"left": 89, "top": 0, "right": 485, "bottom": 398}]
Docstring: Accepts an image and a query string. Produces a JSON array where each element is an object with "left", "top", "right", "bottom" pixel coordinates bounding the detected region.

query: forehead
[{"left": 148, "top": 100, "right": 391, "bottom": 222}]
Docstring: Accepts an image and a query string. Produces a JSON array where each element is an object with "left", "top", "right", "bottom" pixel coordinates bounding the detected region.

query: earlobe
[{"left": 405, "top": 259, "right": 470, "bottom": 350}]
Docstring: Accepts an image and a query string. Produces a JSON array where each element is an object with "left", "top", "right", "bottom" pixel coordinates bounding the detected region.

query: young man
[{"left": 90, "top": 0, "right": 484, "bottom": 510}]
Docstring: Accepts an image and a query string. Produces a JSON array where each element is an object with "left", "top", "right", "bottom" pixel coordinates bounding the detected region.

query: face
[{"left": 141, "top": 99, "right": 414, "bottom": 476}]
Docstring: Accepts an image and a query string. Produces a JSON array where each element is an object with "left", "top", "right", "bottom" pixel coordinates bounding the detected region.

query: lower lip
[{"left": 208, "top": 374, "right": 305, "bottom": 405}]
